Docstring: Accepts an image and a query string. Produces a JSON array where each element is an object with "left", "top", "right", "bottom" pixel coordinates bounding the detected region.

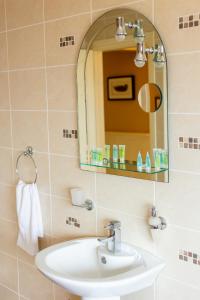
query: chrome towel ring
[{"left": 16, "top": 146, "right": 38, "bottom": 183}]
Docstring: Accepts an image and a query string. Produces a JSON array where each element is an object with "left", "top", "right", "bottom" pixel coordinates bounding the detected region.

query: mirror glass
[
  {"left": 77, "top": 8, "right": 169, "bottom": 182},
  {"left": 138, "top": 83, "right": 162, "bottom": 112}
]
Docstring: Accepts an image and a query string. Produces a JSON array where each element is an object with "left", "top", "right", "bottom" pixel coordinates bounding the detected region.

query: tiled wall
[{"left": 0, "top": 0, "right": 200, "bottom": 299}]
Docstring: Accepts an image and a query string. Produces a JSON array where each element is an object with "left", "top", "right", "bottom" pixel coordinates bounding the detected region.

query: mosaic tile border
[
  {"left": 178, "top": 13, "right": 200, "bottom": 29},
  {"left": 178, "top": 136, "right": 200, "bottom": 150},
  {"left": 66, "top": 217, "right": 80, "bottom": 228},
  {"left": 179, "top": 249, "right": 200, "bottom": 265},
  {"left": 63, "top": 129, "right": 78, "bottom": 139},
  {"left": 60, "top": 35, "right": 75, "bottom": 47}
]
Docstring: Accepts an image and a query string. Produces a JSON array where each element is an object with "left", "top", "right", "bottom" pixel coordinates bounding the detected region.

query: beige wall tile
[
  {"left": 45, "top": 14, "right": 90, "bottom": 66},
  {"left": 155, "top": 0, "right": 200, "bottom": 53},
  {"left": 0, "top": 219, "right": 18, "bottom": 256},
  {"left": 0, "top": 33, "right": 8, "bottom": 71},
  {"left": 127, "top": 0, "right": 153, "bottom": 21},
  {"left": 157, "top": 276, "right": 200, "bottom": 300},
  {"left": 0, "top": 252, "right": 18, "bottom": 291},
  {"left": 49, "top": 111, "right": 78, "bottom": 156},
  {"left": 0, "top": 0, "right": 6, "bottom": 31},
  {"left": 14, "top": 151, "right": 50, "bottom": 194},
  {"left": 6, "top": 0, "right": 43, "bottom": 30},
  {"left": 50, "top": 154, "right": 95, "bottom": 197},
  {"left": 169, "top": 115, "right": 200, "bottom": 172},
  {"left": 0, "top": 73, "right": 9, "bottom": 109},
  {"left": 0, "top": 111, "right": 11, "bottom": 147},
  {"left": 0, "top": 185, "right": 17, "bottom": 221},
  {"left": 19, "top": 262, "right": 53, "bottom": 300},
  {"left": 52, "top": 196, "right": 96, "bottom": 239},
  {"left": 10, "top": 69, "right": 46, "bottom": 110},
  {"left": 44, "top": 0, "right": 90, "bottom": 20},
  {"left": 17, "top": 247, "right": 35, "bottom": 266},
  {"left": 38, "top": 234, "right": 52, "bottom": 251},
  {"left": 54, "top": 284, "right": 80, "bottom": 300},
  {"left": 168, "top": 53, "right": 200, "bottom": 113},
  {"left": 96, "top": 173, "right": 154, "bottom": 218},
  {"left": 17, "top": 236, "right": 50, "bottom": 266},
  {"left": 47, "top": 65, "right": 77, "bottom": 111},
  {"left": 0, "top": 284, "right": 18, "bottom": 300},
  {"left": 157, "top": 225, "right": 200, "bottom": 288},
  {"left": 92, "top": 0, "right": 132, "bottom": 11},
  {"left": 0, "top": 149, "right": 13, "bottom": 184},
  {"left": 8, "top": 25, "right": 45, "bottom": 69},
  {"left": 123, "top": 286, "right": 154, "bottom": 300},
  {"left": 92, "top": 0, "right": 153, "bottom": 21},
  {"left": 156, "top": 171, "right": 200, "bottom": 231},
  {"left": 12, "top": 111, "right": 48, "bottom": 152},
  {"left": 40, "top": 194, "right": 51, "bottom": 235}
]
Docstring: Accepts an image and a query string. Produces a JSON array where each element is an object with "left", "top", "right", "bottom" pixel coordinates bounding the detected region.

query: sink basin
[{"left": 35, "top": 238, "right": 165, "bottom": 300}]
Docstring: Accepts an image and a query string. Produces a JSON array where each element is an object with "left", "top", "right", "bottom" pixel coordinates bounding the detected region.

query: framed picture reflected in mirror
[{"left": 107, "top": 75, "right": 135, "bottom": 101}]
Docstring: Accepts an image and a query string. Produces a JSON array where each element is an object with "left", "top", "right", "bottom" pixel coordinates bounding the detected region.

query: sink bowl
[{"left": 35, "top": 238, "right": 165, "bottom": 300}]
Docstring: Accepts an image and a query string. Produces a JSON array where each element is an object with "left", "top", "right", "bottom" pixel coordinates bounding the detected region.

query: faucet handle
[{"left": 104, "top": 220, "right": 121, "bottom": 230}]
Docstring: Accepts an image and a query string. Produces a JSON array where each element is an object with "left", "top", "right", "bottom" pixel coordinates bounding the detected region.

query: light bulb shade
[
  {"left": 134, "top": 19, "right": 145, "bottom": 42},
  {"left": 153, "top": 44, "right": 166, "bottom": 67},
  {"left": 115, "top": 16, "right": 127, "bottom": 41},
  {"left": 134, "top": 58, "right": 146, "bottom": 68},
  {"left": 134, "top": 42, "right": 147, "bottom": 68}
]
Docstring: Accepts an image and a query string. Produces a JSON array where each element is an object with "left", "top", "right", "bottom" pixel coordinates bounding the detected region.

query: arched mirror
[{"left": 77, "top": 8, "right": 169, "bottom": 183}]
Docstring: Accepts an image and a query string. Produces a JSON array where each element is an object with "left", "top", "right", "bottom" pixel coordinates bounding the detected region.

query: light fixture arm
[
  {"left": 125, "top": 22, "right": 140, "bottom": 29},
  {"left": 145, "top": 47, "right": 157, "bottom": 54}
]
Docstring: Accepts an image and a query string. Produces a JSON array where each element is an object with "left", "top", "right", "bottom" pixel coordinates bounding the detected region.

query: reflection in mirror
[
  {"left": 77, "top": 8, "right": 169, "bottom": 183},
  {"left": 138, "top": 83, "right": 162, "bottom": 113}
]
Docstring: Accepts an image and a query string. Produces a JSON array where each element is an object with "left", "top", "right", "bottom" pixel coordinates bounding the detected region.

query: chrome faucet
[{"left": 98, "top": 220, "right": 121, "bottom": 253}]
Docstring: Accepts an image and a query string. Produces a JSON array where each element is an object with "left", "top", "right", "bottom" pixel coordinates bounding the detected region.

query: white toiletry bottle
[
  {"left": 137, "top": 151, "right": 143, "bottom": 172},
  {"left": 145, "top": 152, "right": 151, "bottom": 173}
]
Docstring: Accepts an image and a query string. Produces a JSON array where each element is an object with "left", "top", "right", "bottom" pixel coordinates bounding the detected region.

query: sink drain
[{"left": 101, "top": 256, "right": 107, "bottom": 264}]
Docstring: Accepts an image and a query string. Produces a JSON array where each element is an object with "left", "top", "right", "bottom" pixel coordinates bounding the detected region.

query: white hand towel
[{"left": 16, "top": 180, "right": 44, "bottom": 256}]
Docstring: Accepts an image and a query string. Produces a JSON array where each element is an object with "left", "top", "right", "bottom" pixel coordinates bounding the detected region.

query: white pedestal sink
[{"left": 35, "top": 238, "right": 165, "bottom": 300}]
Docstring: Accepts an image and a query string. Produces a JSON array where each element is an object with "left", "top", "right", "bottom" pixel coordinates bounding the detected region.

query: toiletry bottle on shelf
[
  {"left": 97, "top": 148, "right": 103, "bottom": 166},
  {"left": 153, "top": 148, "right": 161, "bottom": 171},
  {"left": 161, "top": 149, "right": 168, "bottom": 169},
  {"left": 145, "top": 152, "right": 151, "bottom": 173},
  {"left": 113, "top": 145, "right": 118, "bottom": 163},
  {"left": 137, "top": 151, "right": 143, "bottom": 172},
  {"left": 119, "top": 145, "right": 125, "bottom": 163},
  {"left": 164, "top": 150, "right": 168, "bottom": 169},
  {"left": 104, "top": 145, "right": 110, "bottom": 165},
  {"left": 90, "top": 148, "right": 97, "bottom": 165}
]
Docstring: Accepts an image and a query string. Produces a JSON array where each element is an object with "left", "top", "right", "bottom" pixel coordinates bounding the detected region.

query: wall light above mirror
[
  {"left": 115, "top": 16, "right": 166, "bottom": 68},
  {"left": 77, "top": 8, "right": 169, "bottom": 183}
]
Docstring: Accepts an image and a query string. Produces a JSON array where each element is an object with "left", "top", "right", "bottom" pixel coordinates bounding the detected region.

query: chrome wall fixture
[
  {"left": 16, "top": 146, "right": 38, "bottom": 184},
  {"left": 70, "top": 188, "right": 94, "bottom": 211},
  {"left": 115, "top": 16, "right": 166, "bottom": 68},
  {"left": 115, "top": 16, "right": 145, "bottom": 42}
]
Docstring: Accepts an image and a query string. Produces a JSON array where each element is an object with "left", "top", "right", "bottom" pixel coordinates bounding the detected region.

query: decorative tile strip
[
  {"left": 179, "top": 250, "right": 200, "bottom": 265},
  {"left": 60, "top": 35, "right": 75, "bottom": 47},
  {"left": 178, "top": 136, "right": 200, "bottom": 150},
  {"left": 178, "top": 13, "right": 200, "bottom": 29},
  {"left": 66, "top": 217, "right": 80, "bottom": 228},
  {"left": 63, "top": 129, "right": 78, "bottom": 139}
]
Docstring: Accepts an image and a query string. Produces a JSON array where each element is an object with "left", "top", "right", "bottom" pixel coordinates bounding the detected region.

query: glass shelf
[{"left": 80, "top": 160, "right": 168, "bottom": 175}]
